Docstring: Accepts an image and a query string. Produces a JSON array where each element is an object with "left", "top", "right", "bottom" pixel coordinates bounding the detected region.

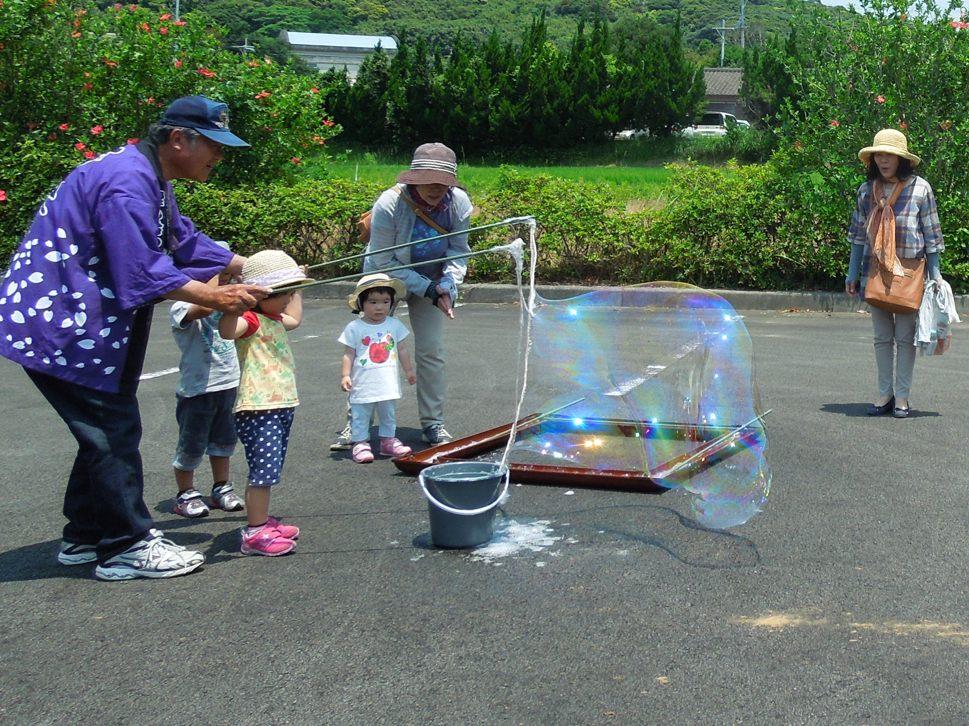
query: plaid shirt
[{"left": 848, "top": 176, "right": 944, "bottom": 279}]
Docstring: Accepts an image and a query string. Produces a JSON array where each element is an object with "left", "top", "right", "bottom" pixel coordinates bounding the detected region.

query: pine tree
[{"left": 345, "top": 47, "right": 392, "bottom": 143}]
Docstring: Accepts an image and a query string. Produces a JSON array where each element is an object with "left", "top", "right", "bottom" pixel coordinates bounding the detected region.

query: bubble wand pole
[
  {"left": 305, "top": 216, "right": 536, "bottom": 272},
  {"left": 271, "top": 242, "right": 527, "bottom": 294},
  {"left": 649, "top": 409, "right": 773, "bottom": 482}
]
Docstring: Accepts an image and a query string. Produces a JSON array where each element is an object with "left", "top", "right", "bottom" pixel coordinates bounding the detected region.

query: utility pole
[
  {"left": 713, "top": 18, "right": 733, "bottom": 67},
  {"left": 737, "top": 0, "right": 747, "bottom": 49},
  {"left": 231, "top": 37, "right": 256, "bottom": 56},
  {"left": 712, "top": 0, "right": 747, "bottom": 66}
]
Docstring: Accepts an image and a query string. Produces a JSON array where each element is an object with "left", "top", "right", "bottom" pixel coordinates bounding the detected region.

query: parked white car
[
  {"left": 615, "top": 128, "right": 649, "bottom": 140},
  {"left": 680, "top": 112, "right": 750, "bottom": 137}
]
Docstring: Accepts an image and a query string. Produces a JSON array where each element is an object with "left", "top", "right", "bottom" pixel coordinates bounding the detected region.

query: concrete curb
[{"left": 304, "top": 281, "right": 969, "bottom": 314}]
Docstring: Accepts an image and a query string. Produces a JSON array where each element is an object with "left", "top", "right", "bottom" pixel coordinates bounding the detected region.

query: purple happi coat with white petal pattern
[{"left": 0, "top": 144, "right": 232, "bottom": 393}]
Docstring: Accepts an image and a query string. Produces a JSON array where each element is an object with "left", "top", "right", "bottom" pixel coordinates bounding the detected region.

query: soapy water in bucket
[
  {"left": 482, "top": 283, "right": 770, "bottom": 530},
  {"left": 428, "top": 471, "right": 502, "bottom": 482},
  {"left": 420, "top": 462, "right": 509, "bottom": 548}
]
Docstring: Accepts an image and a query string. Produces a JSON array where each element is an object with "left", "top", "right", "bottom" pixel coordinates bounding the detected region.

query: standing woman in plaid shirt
[{"left": 845, "top": 129, "right": 944, "bottom": 418}]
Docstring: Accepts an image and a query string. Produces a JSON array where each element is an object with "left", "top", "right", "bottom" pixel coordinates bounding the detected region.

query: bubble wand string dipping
[{"left": 500, "top": 218, "right": 539, "bottom": 474}]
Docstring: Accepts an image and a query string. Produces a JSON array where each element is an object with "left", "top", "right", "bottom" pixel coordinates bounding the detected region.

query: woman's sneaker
[
  {"left": 421, "top": 425, "right": 453, "bottom": 445},
  {"left": 240, "top": 525, "right": 296, "bottom": 556},
  {"left": 57, "top": 541, "right": 98, "bottom": 566},
  {"left": 94, "top": 533, "right": 204, "bottom": 581},
  {"left": 211, "top": 483, "right": 244, "bottom": 512},
  {"left": 379, "top": 437, "right": 412, "bottom": 457},
  {"left": 173, "top": 489, "right": 210, "bottom": 518},
  {"left": 329, "top": 422, "right": 353, "bottom": 451}
]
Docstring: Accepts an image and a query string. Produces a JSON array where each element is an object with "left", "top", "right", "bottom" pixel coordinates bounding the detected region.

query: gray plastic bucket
[{"left": 419, "top": 462, "right": 509, "bottom": 549}]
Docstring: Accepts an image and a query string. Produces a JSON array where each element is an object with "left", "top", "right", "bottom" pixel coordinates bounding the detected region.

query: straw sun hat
[
  {"left": 348, "top": 273, "right": 407, "bottom": 312},
  {"left": 858, "top": 128, "right": 921, "bottom": 167},
  {"left": 241, "top": 250, "right": 311, "bottom": 289}
]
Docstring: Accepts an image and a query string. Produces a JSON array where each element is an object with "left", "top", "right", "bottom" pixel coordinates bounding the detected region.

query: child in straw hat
[
  {"left": 845, "top": 128, "right": 944, "bottom": 419},
  {"left": 219, "top": 250, "right": 311, "bottom": 556},
  {"left": 339, "top": 273, "right": 417, "bottom": 463}
]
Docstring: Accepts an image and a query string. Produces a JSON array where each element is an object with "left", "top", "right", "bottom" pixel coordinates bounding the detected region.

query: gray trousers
[
  {"left": 870, "top": 306, "right": 917, "bottom": 400},
  {"left": 406, "top": 292, "right": 446, "bottom": 428}
]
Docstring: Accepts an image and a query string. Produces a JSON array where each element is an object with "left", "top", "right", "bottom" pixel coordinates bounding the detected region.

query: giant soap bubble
[{"left": 501, "top": 282, "right": 770, "bottom": 529}]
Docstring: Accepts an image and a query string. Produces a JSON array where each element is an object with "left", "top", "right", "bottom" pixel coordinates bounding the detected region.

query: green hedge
[
  {"left": 10, "top": 164, "right": 961, "bottom": 292},
  {"left": 176, "top": 178, "right": 383, "bottom": 278},
  {"left": 173, "top": 163, "right": 969, "bottom": 292}
]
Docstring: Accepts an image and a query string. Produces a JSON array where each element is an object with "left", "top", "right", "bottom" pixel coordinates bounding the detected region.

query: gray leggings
[{"left": 870, "top": 306, "right": 917, "bottom": 400}]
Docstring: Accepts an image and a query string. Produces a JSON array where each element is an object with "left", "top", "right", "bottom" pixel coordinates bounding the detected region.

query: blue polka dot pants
[{"left": 235, "top": 408, "right": 295, "bottom": 487}]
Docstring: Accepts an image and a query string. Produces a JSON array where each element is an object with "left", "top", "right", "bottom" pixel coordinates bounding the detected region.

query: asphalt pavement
[{"left": 0, "top": 299, "right": 966, "bottom": 724}]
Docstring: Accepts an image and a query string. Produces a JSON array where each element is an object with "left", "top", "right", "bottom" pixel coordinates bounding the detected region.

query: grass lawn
[
  {"left": 301, "top": 139, "right": 687, "bottom": 203},
  {"left": 311, "top": 160, "right": 672, "bottom": 203}
]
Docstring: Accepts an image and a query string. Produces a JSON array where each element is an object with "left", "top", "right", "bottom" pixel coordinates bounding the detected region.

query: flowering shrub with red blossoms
[
  {"left": 768, "top": 0, "right": 969, "bottom": 287},
  {"left": 0, "top": 0, "right": 340, "bottom": 258},
  {"left": 648, "top": 0, "right": 969, "bottom": 291}
]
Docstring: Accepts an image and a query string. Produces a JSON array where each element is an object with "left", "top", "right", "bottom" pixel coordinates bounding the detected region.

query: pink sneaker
[
  {"left": 240, "top": 526, "right": 296, "bottom": 556},
  {"left": 266, "top": 516, "right": 300, "bottom": 540},
  {"left": 352, "top": 442, "right": 374, "bottom": 463},
  {"left": 379, "top": 437, "right": 412, "bottom": 458}
]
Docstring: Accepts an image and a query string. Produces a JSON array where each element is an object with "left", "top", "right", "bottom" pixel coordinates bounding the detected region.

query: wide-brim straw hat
[
  {"left": 858, "top": 128, "right": 921, "bottom": 167},
  {"left": 242, "top": 250, "right": 311, "bottom": 289},
  {"left": 396, "top": 142, "right": 459, "bottom": 187},
  {"left": 348, "top": 273, "right": 407, "bottom": 312}
]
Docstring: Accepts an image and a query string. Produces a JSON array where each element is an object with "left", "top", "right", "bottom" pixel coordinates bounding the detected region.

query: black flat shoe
[
  {"left": 893, "top": 406, "right": 911, "bottom": 418},
  {"left": 867, "top": 397, "right": 895, "bottom": 416}
]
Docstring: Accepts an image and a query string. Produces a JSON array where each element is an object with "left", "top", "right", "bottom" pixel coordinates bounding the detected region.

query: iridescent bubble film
[{"left": 502, "top": 283, "right": 770, "bottom": 529}]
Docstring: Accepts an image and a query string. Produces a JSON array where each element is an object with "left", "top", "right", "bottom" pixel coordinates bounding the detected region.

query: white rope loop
[{"left": 500, "top": 218, "right": 538, "bottom": 472}]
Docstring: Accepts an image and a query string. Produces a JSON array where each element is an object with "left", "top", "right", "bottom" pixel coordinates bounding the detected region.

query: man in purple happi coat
[{"left": 0, "top": 96, "right": 270, "bottom": 580}]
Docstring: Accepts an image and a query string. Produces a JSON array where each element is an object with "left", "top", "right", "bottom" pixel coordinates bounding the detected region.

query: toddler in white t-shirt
[{"left": 339, "top": 274, "right": 417, "bottom": 463}]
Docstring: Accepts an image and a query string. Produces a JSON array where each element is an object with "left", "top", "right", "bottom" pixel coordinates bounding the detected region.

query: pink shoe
[
  {"left": 379, "top": 437, "right": 412, "bottom": 458},
  {"left": 240, "top": 526, "right": 296, "bottom": 556},
  {"left": 266, "top": 516, "right": 300, "bottom": 540},
  {"left": 351, "top": 442, "right": 374, "bottom": 463}
]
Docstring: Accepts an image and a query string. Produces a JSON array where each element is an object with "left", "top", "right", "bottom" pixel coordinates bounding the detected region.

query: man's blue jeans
[{"left": 27, "top": 369, "right": 155, "bottom": 562}]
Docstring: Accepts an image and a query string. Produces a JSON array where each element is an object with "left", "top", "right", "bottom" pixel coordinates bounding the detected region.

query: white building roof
[{"left": 280, "top": 32, "right": 397, "bottom": 51}]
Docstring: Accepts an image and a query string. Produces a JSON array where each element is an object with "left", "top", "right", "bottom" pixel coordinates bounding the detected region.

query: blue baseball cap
[{"left": 160, "top": 95, "right": 250, "bottom": 148}]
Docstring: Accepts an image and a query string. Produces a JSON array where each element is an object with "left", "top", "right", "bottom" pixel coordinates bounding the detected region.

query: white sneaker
[
  {"left": 57, "top": 541, "right": 98, "bottom": 566},
  {"left": 173, "top": 489, "right": 210, "bottom": 518},
  {"left": 211, "top": 483, "right": 244, "bottom": 512},
  {"left": 94, "top": 533, "right": 204, "bottom": 581},
  {"left": 329, "top": 422, "right": 353, "bottom": 451}
]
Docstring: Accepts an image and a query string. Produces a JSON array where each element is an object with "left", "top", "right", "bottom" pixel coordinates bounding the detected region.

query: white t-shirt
[{"left": 338, "top": 317, "right": 411, "bottom": 404}]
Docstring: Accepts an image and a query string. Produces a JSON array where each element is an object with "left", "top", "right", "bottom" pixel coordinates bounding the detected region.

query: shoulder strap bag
[
  {"left": 396, "top": 186, "right": 449, "bottom": 236},
  {"left": 864, "top": 178, "right": 925, "bottom": 314}
]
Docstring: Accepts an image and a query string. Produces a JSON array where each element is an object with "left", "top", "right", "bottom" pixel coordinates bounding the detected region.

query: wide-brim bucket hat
[
  {"left": 396, "top": 142, "right": 459, "bottom": 186},
  {"left": 858, "top": 128, "right": 921, "bottom": 167},
  {"left": 348, "top": 273, "right": 407, "bottom": 312},
  {"left": 242, "top": 250, "right": 311, "bottom": 289}
]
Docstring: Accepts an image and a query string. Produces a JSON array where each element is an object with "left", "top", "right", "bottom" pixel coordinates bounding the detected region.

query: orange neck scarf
[{"left": 866, "top": 177, "right": 909, "bottom": 277}]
